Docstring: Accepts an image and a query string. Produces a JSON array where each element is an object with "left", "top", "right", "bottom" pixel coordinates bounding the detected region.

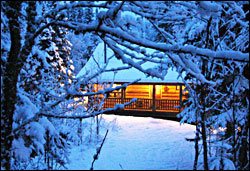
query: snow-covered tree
[
  {"left": 67, "top": 2, "right": 99, "bottom": 73},
  {"left": 171, "top": 1, "right": 249, "bottom": 170},
  {"left": 10, "top": 1, "right": 73, "bottom": 169},
  {"left": 1, "top": 1, "right": 248, "bottom": 170},
  {"left": 1, "top": 1, "right": 23, "bottom": 169}
]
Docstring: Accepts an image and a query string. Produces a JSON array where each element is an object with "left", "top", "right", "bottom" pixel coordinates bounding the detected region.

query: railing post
[{"left": 152, "top": 85, "right": 156, "bottom": 112}]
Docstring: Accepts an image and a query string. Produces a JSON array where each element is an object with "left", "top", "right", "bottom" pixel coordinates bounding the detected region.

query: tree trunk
[
  {"left": 201, "top": 117, "right": 209, "bottom": 170},
  {"left": 193, "top": 124, "right": 200, "bottom": 170},
  {"left": 199, "top": 17, "right": 212, "bottom": 170},
  {"left": 1, "top": 2, "right": 22, "bottom": 170},
  {"left": 201, "top": 65, "right": 209, "bottom": 170}
]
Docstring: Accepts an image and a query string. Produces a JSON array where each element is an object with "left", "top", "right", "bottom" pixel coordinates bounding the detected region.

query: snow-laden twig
[{"left": 104, "top": 38, "right": 165, "bottom": 80}]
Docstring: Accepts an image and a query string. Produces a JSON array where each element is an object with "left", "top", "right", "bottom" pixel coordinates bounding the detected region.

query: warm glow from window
[{"left": 156, "top": 85, "right": 161, "bottom": 94}]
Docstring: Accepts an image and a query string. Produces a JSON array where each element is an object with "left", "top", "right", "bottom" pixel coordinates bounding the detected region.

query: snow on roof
[{"left": 76, "top": 42, "right": 185, "bottom": 83}]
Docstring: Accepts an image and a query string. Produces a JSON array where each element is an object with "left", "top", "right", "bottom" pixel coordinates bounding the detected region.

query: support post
[
  {"left": 121, "top": 87, "right": 124, "bottom": 104},
  {"left": 152, "top": 85, "right": 156, "bottom": 112},
  {"left": 179, "top": 84, "right": 183, "bottom": 112}
]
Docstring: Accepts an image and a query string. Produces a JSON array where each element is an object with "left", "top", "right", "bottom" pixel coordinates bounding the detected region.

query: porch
[{"left": 101, "top": 82, "right": 188, "bottom": 119}]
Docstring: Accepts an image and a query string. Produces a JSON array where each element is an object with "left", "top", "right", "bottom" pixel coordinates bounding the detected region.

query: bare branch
[{"left": 90, "top": 129, "right": 109, "bottom": 170}]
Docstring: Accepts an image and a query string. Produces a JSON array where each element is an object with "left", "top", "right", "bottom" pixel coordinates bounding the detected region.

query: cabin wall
[
  {"left": 161, "top": 85, "right": 180, "bottom": 100},
  {"left": 125, "top": 85, "right": 152, "bottom": 99},
  {"left": 92, "top": 83, "right": 188, "bottom": 101},
  {"left": 122, "top": 84, "right": 183, "bottom": 100},
  {"left": 106, "top": 84, "right": 188, "bottom": 100}
]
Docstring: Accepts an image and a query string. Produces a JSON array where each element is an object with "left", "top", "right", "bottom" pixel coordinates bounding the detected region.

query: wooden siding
[{"left": 125, "top": 85, "right": 151, "bottom": 99}]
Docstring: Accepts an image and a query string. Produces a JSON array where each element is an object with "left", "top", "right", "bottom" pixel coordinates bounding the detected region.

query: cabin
[{"left": 76, "top": 42, "right": 188, "bottom": 119}]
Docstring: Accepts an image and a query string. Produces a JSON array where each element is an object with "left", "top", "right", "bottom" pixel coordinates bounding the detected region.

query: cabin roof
[{"left": 76, "top": 42, "right": 185, "bottom": 83}]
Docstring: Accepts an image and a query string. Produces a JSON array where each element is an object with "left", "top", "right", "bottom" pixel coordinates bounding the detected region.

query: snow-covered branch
[
  {"left": 99, "top": 25, "right": 249, "bottom": 62},
  {"left": 70, "top": 78, "right": 141, "bottom": 98},
  {"left": 40, "top": 98, "right": 137, "bottom": 119},
  {"left": 33, "top": 19, "right": 249, "bottom": 69},
  {"left": 40, "top": 2, "right": 108, "bottom": 23},
  {"left": 2, "top": 1, "right": 248, "bottom": 169}
]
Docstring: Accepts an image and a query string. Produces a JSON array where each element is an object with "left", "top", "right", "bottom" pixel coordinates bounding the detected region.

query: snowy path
[{"left": 67, "top": 114, "right": 197, "bottom": 170}]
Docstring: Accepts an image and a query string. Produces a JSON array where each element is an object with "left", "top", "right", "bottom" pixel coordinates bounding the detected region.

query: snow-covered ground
[{"left": 67, "top": 114, "right": 199, "bottom": 170}]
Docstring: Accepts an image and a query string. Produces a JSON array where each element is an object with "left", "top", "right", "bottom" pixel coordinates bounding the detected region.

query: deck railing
[
  {"left": 155, "top": 99, "right": 180, "bottom": 111},
  {"left": 103, "top": 98, "right": 181, "bottom": 112},
  {"left": 103, "top": 98, "right": 122, "bottom": 109}
]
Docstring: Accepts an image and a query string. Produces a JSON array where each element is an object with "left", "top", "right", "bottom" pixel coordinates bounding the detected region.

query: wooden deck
[
  {"left": 104, "top": 110, "right": 181, "bottom": 121},
  {"left": 102, "top": 98, "right": 183, "bottom": 120}
]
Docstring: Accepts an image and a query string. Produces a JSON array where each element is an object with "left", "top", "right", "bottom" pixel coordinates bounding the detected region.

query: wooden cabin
[{"left": 76, "top": 43, "right": 188, "bottom": 119}]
